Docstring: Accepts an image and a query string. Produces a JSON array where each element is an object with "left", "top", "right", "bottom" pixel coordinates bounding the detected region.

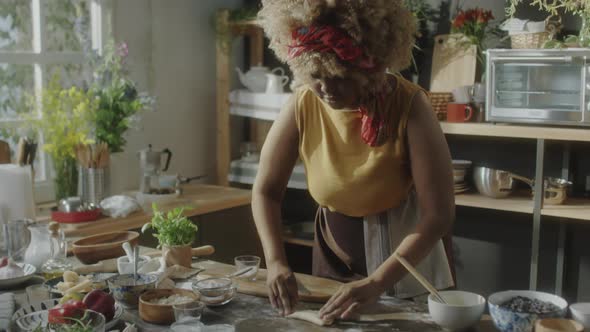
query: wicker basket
[
  {"left": 428, "top": 92, "right": 454, "bottom": 121},
  {"left": 510, "top": 16, "right": 561, "bottom": 49},
  {"left": 510, "top": 32, "right": 550, "bottom": 49}
]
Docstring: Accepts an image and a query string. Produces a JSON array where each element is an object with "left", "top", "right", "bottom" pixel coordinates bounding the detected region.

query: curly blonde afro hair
[{"left": 258, "top": 0, "right": 416, "bottom": 89}]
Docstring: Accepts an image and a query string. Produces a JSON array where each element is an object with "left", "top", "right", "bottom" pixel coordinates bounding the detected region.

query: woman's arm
[
  {"left": 320, "top": 91, "right": 455, "bottom": 320},
  {"left": 252, "top": 93, "right": 300, "bottom": 316}
]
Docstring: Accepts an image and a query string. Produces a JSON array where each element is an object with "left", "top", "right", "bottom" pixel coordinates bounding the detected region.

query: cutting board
[
  {"left": 430, "top": 34, "right": 478, "bottom": 93},
  {"left": 0, "top": 140, "right": 10, "bottom": 164},
  {"left": 196, "top": 261, "right": 342, "bottom": 303}
]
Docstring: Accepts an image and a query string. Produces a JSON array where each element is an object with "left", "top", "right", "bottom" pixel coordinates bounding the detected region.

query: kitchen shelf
[
  {"left": 229, "top": 90, "right": 291, "bottom": 121},
  {"left": 541, "top": 198, "right": 590, "bottom": 221},
  {"left": 496, "top": 90, "right": 580, "bottom": 96},
  {"left": 455, "top": 193, "right": 534, "bottom": 214},
  {"left": 228, "top": 159, "right": 307, "bottom": 190},
  {"left": 440, "top": 122, "right": 590, "bottom": 142},
  {"left": 455, "top": 192, "right": 590, "bottom": 221}
]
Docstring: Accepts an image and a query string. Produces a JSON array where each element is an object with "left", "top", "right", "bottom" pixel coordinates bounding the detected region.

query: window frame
[{"left": 0, "top": 0, "right": 111, "bottom": 203}]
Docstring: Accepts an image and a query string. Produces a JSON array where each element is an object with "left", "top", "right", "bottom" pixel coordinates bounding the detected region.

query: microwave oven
[{"left": 486, "top": 48, "right": 590, "bottom": 126}]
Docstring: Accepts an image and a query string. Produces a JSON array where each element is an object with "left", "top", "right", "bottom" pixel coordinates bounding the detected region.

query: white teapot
[{"left": 235, "top": 66, "right": 288, "bottom": 93}]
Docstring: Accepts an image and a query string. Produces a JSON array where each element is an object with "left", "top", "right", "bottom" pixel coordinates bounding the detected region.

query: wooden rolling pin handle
[
  {"left": 191, "top": 245, "right": 215, "bottom": 256},
  {"left": 143, "top": 245, "right": 215, "bottom": 258}
]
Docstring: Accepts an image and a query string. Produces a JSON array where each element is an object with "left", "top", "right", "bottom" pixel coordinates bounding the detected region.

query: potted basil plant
[{"left": 141, "top": 203, "right": 197, "bottom": 267}]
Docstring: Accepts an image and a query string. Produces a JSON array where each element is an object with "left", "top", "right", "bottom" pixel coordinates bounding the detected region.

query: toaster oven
[{"left": 486, "top": 48, "right": 590, "bottom": 126}]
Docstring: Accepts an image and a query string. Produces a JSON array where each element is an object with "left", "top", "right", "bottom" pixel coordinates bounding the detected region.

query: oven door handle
[{"left": 495, "top": 56, "right": 576, "bottom": 64}]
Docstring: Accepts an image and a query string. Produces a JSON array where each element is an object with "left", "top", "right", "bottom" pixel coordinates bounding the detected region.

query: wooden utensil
[
  {"left": 0, "top": 140, "right": 10, "bottom": 164},
  {"left": 72, "top": 231, "right": 140, "bottom": 264},
  {"left": 74, "top": 258, "right": 118, "bottom": 274},
  {"left": 393, "top": 252, "right": 447, "bottom": 304},
  {"left": 143, "top": 245, "right": 216, "bottom": 258}
]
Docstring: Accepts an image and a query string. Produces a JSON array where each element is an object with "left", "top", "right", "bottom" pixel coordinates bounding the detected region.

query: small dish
[
  {"left": 12, "top": 299, "right": 123, "bottom": 330},
  {"left": 535, "top": 318, "right": 584, "bottom": 332},
  {"left": 139, "top": 288, "right": 200, "bottom": 325},
  {"left": 107, "top": 274, "right": 158, "bottom": 308},
  {"left": 44, "top": 273, "right": 114, "bottom": 297},
  {"left": 192, "top": 278, "right": 236, "bottom": 307},
  {"left": 0, "top": 263, "right": 36, "bottom": 289}
]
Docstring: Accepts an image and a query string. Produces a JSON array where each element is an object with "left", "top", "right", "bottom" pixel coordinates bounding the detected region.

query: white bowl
[
  {"left": 116, "top": 255, "right": 150, "bottom": 275},
  {"left": 570, "top": 303, "right": 590, "bottom": 328},
  {"left": 488, "top": 290, "right": 568, "bottom": 332},
  {"left": 428, "top": 290, "right": 486, "bottom": 331}
]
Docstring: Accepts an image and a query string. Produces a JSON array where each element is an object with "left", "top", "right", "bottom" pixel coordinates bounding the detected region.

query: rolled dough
[{"left": 287, "top": 310, "right": 335, "bottom": 326}]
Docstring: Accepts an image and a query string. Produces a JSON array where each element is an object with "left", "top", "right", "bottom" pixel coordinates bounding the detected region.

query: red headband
[{"left": 288, "top": 25, "right": 375, "bottom": 69}]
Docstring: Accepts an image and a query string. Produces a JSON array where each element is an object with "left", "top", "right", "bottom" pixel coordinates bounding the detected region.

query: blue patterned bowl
[
  {"left": 15, "top": 309, "right": 105, "bottom": 331},
  {"left": 488, "top": 290, "right": 568, "bottom": 332},
  {"left": 107, "top": 274, "right": 158, "bottom": 308}
]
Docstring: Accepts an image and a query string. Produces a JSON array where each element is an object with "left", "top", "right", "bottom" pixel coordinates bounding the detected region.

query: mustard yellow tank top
[{"left": 295, "top": 76, "right": 424, "bottom": 217}]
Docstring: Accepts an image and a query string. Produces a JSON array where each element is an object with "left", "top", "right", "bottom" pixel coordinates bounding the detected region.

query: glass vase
[{"left": 53, "top": 156, "right": 78, "bottom": 201}]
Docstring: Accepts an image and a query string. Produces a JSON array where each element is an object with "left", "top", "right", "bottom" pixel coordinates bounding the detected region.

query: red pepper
[
  {"left": 0, "top": 257, "right": 8, "bottom": 268},
  {"left": 83, "top": 290, "right": 115, "bottom": 321},
  {"left": 48, "top": 299, "right": 87, "bottom": 324}
]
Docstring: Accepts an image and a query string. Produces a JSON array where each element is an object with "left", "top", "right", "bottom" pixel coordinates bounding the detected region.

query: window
[{"left": 0, "top": 0, "right": 107, "bottom": 203}]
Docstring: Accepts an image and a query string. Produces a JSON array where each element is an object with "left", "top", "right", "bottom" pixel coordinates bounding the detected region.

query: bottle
[
  {"left": 585, "top": 175, "right": 590, "bottom": 198},
  {"left": 41, "top": 222, "right": 73, "bottom": 280}
]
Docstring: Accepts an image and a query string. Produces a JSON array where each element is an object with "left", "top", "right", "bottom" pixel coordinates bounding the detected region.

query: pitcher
[
  {"left": 23, "top": 223, "right": 52, "bottom": 270},
  {"left": 265, "top": 73, "right": 290, "bottom": 94},
  {"left": 0, "top": 219, "right": 33, "bottom": 262}
]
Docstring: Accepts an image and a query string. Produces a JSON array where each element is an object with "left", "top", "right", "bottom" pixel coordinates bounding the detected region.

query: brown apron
[{"left": 312, "top": 207, "right": 367, "bottom": 282}]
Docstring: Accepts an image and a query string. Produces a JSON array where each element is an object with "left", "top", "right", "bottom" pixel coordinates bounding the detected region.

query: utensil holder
[{"left": 78, "top": 167, "right": 110, "bottom": 205}]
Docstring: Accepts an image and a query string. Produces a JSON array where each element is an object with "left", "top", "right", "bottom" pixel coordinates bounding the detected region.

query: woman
[{"left": 252, "top": 0, "right": 455, "bottom": 322}]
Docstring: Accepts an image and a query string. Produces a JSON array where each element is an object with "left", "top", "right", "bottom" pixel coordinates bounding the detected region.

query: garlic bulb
[{"left": 0, "top": 258, "right": 24, "bottom": 279}]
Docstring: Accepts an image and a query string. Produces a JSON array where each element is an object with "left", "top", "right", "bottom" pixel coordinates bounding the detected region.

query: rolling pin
[
  {"left": 143, "top": 245, "right": 215, "bottom": 258},
  {"left": 74, "top": 258, "right": 118, "bottom": 274}
]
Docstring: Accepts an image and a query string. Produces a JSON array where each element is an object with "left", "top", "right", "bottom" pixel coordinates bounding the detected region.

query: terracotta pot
[{"left": 162, "top": 244, "right": 192, "bottom": 268}]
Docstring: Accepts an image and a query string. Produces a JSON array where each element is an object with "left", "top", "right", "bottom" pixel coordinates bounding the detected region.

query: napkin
[{"left": 501, "top": 18, "right": 546, "bottom": 35}]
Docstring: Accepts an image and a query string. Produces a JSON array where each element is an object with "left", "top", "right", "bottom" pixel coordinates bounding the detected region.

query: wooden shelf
[
  {"left": 456, "top": 192, "right": 590, "bottom": 221},
  {"left": 441, "top": 122, "right": 590, "bottom": 142},
  {"left": 283, "top": 234, "right": 314, "bottom": 248},
  {"left": 455, "top": 193, "right": 534, "bottom": 214},
  {"left": 541, "top": 198, "right": 590, "bottom": 221}
]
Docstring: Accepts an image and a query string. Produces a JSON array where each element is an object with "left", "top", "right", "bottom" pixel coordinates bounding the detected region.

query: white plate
[
  {"left": 12, "top": 299, "right": 124, "bottom": 330},
  {"left": 0, "top": 263, "right": 36, "bottom": 289}
]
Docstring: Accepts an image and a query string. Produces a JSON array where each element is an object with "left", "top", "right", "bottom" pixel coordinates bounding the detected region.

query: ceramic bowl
[
  {"left": 139, "top": 288, "right": 200, "bottom": 325},
  {"left": 116, "top": 255, "right": 150, "bottom": 275},
  {"left": 570, "top": 303, "right": 590, "bottom": 329},
  {"left": 15, "top": 309, "right": 105, "bottom": 331},
  {"left": 192, "top": 277, "right": 236, "bottom": 306},
  {"left": 72, "top": 231, "right": 139, "bottom": 264},
  {"left": 488, "top": 290, "right": 568, "bottom": 332},
  {"left": 428, "top": 290, "right": 486, "bottom": 330},
  {"left": 107, "top": 274, "right": 158, "bottom": 308},
  {"left": 12, "top": 299, "right": 123, "bottom": 330}
]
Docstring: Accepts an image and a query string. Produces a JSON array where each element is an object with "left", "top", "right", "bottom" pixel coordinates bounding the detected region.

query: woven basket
[
  {"left": 511, "top": 32, "right": 550, "bottom": 49},
  {"left": 510, "top": 16, "right": 561, "bottom": 49},
  {"left": 428, "top": 92, "right": 454, "bottom": 121}
]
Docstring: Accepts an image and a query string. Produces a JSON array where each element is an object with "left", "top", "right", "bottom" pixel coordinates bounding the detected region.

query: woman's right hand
[{"left": 266, "top": 261, "right": 299, "bottom": 316}]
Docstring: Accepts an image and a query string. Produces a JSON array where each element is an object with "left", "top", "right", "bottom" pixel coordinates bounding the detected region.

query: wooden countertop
[{"left": 58, "top": 184, "right": 251, "bottom": 237}]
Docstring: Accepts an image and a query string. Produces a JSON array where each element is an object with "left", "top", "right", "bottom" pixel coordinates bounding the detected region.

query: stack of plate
[{"left": 453, "top": 160, "right": 472, "bottom": 194}]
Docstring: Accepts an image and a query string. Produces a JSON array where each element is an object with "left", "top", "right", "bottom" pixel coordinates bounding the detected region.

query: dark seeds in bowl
[{"left": 500, "top": 296, "right": 560, "bottom": 314}]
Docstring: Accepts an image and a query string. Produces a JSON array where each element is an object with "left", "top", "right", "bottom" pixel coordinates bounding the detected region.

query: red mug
[{"left": 446, "top": 103, "right": 473, "bottom": 123}]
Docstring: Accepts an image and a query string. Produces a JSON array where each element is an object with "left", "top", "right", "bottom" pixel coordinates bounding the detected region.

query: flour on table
[{"left": 287, "top": 310, "right": 335, "bottom": 326}]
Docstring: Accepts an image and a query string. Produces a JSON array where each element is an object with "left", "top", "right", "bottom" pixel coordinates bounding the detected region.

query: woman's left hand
[{"left": 318, "top": 276, "right": 386, "bottom": 321}]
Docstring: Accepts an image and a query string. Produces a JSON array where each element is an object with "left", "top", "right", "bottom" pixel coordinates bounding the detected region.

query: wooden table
[
  {"left": 4, "top": 247, "right": 499, "bottom": 332},
  {"left": 57, "top": 184, "right": 251, "bottom": 237}
]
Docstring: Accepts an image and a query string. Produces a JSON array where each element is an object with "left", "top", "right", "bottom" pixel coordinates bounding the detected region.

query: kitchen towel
[{"left": 0, "top": 165, "right": 35, "bottom": 223}]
